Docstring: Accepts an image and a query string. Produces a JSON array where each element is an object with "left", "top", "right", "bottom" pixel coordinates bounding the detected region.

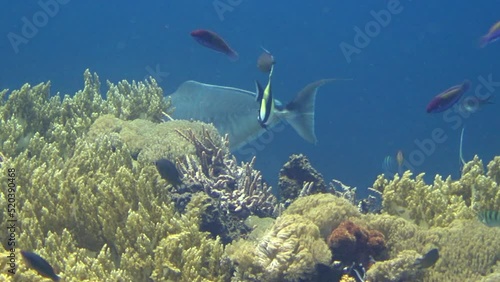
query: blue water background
[{"left": 1, "top": 1, "right": 499, "bottom": 198}]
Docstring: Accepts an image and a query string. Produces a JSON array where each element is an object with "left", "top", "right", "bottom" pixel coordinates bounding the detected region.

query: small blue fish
[
  {"left": 426, "top": 80, "right": 470, "bottom": 113},
  {"left": 480, "top": 21, "right": 500, "bottom": 48},
  {"left": 21, "top": 250, "right": 60, "bottom": 281},
  {"left": 478, "top": 210, "right": 500, "bottom": 227}
]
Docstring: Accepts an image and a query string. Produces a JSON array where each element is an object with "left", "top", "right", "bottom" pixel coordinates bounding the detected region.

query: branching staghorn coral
[
  {"left": 175, "top": 128, "right": 278, "bottom": 220},
  {"left": 373, "top": 155, "right": 500, "bottom": 228}
]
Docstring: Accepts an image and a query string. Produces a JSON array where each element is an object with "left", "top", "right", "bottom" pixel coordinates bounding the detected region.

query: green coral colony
[{"left": 1, "top": 70, "right": 500, "bottom": 281}]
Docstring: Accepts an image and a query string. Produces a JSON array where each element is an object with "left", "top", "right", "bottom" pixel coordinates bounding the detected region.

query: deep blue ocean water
[{"left": 2, "top": 1, "right": 499, "bottom": 198}]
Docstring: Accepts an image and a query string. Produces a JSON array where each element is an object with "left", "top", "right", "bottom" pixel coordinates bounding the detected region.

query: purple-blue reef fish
[
  {"left": 480, "top": 21, "right": 500, "bottom": 48},
  {"left": 190, "top": 29, "right": 239, "bottom": 61},
  {"left": 21, "top": 250, "right": 60, "bottom": 281},
  {"left": 426, "top": 80, "right": 470, "bottom": 113}
]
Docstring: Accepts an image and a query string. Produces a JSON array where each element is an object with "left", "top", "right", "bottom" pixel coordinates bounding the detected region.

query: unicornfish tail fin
[{"left": 283, "top": 78, "right": 346, "bottom": 144}]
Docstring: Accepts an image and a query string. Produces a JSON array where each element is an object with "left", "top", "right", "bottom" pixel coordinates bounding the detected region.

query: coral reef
[
  {"left": 0, "top": 71, "right": 230, "bottom": 281},
  {"left": 278, "top": 154, "right": 327, "bottom": 206},
  {"left": 2, "top": 71, "right": 500, "bottom": 281},
  {"left": 373, "top": 155, "right": 500, "bottom": 228},
  {"left": 327, "top": 220, "right": 386, "bottom": 266}
]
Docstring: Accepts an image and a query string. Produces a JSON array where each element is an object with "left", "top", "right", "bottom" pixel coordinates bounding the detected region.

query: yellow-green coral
[
  {"left": 88, "top": 114, "right": 222, "bottom": 163},
  {"left": 0, "top": 69, "right": 172, "bottom": 159},
  {"left": 364, "top": 213, "right": 500, "bottom": 281},
  {"left": 227, "top": 194, "right": 360, "bottom": 281},
  {"left": 0, "top": 72, "right": 229, "bottom": 281},
  {"left": 227, "top": 214, "right": 331, "bottom": 282},
  {"left": 283, "top": 193, "right": 361, "bottom": 238},
  {"left": 365, "top": 250, "right": 421, "bottom": 282},
  {"left": 373, "top": 155, "right": 500, "bottom": 228}
]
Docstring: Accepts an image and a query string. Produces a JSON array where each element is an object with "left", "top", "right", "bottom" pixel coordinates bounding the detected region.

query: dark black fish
[
  {"left": 21, "top": 250, "right": 60, "bottom": 281},
  {"left": 257, "top": 47, "right": 275, "bottom": 73},
  {"left": 414, "top": 248, "right": 439, "bottom": 269},
  {"left": 155, "top": 158, "right": 182, "bottom": 186}
]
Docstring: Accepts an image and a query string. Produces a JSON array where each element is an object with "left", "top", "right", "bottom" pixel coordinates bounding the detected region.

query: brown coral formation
[
  {"left": 327, "top": 220, "right": 386, "bottom": 266},
  {"left": 278, "top": 154, "right": 327, "bottom": 206}
]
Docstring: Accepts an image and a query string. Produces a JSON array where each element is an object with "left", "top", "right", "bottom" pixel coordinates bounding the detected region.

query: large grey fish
[{"left": 169, "top": 78, "right": 340, "bottom": 151}]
